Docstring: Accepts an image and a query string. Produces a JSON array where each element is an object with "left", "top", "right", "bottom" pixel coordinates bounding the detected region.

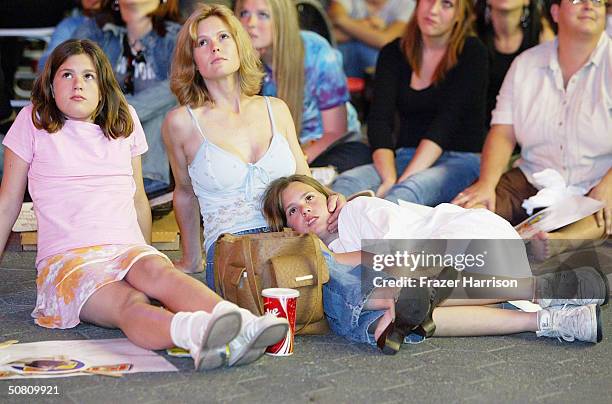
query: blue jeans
[
  {"left": 127, "top": 81, "right": 177, "bottom": 187},
  {"left": 338, "top": 40, "right": 379, "bottom": 78},
  {"left": 332, "top": 148, "right": 481, "bottom": 206},
  {"left": 322, "top": 250, "right": 424, "bottom": 345}
]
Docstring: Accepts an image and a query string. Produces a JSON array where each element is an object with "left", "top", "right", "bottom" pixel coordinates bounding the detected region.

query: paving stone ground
[{"left": 1, "top": 251, "right": 610, "bottom": 404}]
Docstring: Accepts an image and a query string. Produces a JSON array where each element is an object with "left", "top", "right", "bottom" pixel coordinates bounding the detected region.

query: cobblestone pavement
[{"left": 1, "top": 251, "right": 610, "bottom": 404}]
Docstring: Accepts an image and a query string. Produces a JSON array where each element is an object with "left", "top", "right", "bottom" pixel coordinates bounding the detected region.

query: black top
[
  {"left": 368, "top": 36, "right": 488, "bottom": 153},
  {"left": 482, "top": 27, "right": 540, "bottom": 128}
]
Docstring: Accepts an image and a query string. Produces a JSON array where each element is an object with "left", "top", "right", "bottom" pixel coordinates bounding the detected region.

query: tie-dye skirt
[{"left": 32, "top": 244, "right": 170, "bottom": 329}]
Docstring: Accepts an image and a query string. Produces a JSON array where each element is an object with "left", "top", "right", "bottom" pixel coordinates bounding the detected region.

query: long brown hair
[
  {"left": 262, "top": 174, "right": 331, "bottom": 231},
  {"left": 170, "top": 4, "right": 264, "bottom": 107},
  {"left": 236, "top": 0, "right": 305, "bottom": 135},
  {"left": 32, "top": 39, "right": 134, "bottom": 138},
  {"left": 401, "top": 0, "right": 475, "bottom": 83}
]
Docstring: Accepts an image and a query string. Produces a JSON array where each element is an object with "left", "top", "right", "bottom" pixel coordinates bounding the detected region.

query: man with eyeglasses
[{"left": 453, "top": 0, "right": 611, "bottom": 248}]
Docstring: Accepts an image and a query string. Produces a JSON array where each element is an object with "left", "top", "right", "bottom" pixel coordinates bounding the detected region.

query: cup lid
[{"left": 262, "top": 288, "right": 300, "bottom": 298}]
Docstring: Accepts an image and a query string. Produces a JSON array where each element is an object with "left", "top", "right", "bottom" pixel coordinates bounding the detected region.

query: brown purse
[{"left": 213, "top": 229, "right": 330, "bottom": 335}]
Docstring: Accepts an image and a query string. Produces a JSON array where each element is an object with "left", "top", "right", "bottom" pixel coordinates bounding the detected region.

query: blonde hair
[
  {"left": 236, "top": 0, "right": 305, "bottom": 135},
  {"left": 32, "top": 39, "right": 133, "bottom": 138},
  {"left": 401, "top": 0, "right": 475, "bottom": 84},
  {"left": 170, "top": 4, "right": 264, "bottom": 107},
  {"left": 262, "top": 175, "right": 331, "bottom": 231}
]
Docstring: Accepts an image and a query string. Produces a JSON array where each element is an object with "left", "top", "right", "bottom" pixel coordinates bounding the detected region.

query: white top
[
  {"left": 491, "top": 34, "right": 612, "bottom": 192},
  {"left": 185, "top": 97, "right": 296, "bottom": 251},
  {"left": 338, "top": 0, "right": 415, "bottom": 25},
  {"left": 329, "top": 197, "right": 520, "bottom": 254},
  {"left": 328, "top": 197, "right": 529, "bottom": 278}
]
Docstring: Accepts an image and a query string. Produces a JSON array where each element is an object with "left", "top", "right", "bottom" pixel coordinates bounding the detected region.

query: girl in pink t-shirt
[{"left": 0, "top": 39, "right": 288, "bottom": 370}]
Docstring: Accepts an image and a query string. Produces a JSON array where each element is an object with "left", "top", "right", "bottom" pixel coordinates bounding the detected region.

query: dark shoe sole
[{"left": 596, "top": 305, "right": 602, "bottom": 343}]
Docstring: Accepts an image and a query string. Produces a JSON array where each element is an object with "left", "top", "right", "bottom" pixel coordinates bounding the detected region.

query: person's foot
[
  {"left": 535, "top": 266, "right": 609, "bottom": 308},
  {"left": 537, "top": 304, "right": 602, "bottom": 343},
  {"left": 528, "top": 231, "right": 568, "bottom": 261},
  {"left": 223, "top": 313, "right": 289, "bottom": 367}
]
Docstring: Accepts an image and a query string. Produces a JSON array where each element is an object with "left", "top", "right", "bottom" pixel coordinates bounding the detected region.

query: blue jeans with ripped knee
[{"left": 322, "top": 250, "right": 424, "bottom": 345}]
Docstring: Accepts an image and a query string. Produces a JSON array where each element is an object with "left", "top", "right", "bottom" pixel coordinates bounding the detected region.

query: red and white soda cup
[{"left": 262, "top": 288, "right": 299, "bottom": 356}]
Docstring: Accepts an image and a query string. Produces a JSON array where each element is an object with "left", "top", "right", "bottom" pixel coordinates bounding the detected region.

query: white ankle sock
[{"left": 170, "top": 311, "right": 209, "bottom": 351}]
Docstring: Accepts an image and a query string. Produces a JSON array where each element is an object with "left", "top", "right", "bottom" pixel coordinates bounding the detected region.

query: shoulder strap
[
  {"left": 263, "top": 96, "right": 278, "bottom": 135},
  {"left": 186, "top": 106, "right": 207, "bottom": 140}
]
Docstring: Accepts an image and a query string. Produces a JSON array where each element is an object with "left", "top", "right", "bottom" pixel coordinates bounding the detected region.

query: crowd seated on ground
[{"left": 0, "top": 0, "right": 610, "bottom": 362}]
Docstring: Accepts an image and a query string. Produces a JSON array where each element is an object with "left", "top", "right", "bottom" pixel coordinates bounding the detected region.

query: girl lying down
[{"left": 262, "top": 175, "right": 607, "bottom": 353}]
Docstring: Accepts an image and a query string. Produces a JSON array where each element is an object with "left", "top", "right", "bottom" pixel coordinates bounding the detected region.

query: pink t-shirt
[{"left": 3, "top": 104, "right": 148, "bottom": 264}]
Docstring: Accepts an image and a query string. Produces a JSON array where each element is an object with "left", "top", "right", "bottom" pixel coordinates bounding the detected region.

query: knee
[
  {"left": 386, "top": 180, "right": 422, "bottom": 204},
  {"left": 119, "top": 289, "right": 150, "bottom": 311},
  {"left": 138, "top": 255, "right": 176, "bottom": 280},
  {"left": 113, "top": 289, "right": 151, "bottom": 328}
]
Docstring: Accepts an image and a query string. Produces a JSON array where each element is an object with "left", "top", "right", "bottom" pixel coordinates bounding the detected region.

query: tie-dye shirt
[{"left": 261, "top": 31, "right": 360, "bottom": 144}]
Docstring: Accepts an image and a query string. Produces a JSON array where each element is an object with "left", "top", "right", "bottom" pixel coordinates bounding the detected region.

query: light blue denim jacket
[
  {"left": 74, "top": 19, "right": 180, "bottom": 81},
  {"left": 38, "top": 9, "right": 89, "bottom": 71}
]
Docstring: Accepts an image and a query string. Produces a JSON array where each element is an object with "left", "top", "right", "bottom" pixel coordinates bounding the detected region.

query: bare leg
[
  {"left": 432, "top": 305, "right": 537, "bottom": 336},
  {"left": 80, "top": 280, "right": 174, "bottom": 349},
  {"left": 365, "top": 277, "right": 537, "bottom": 340},
  {"left": 124, "top": 255, "right": 222, "bottom": 313}
]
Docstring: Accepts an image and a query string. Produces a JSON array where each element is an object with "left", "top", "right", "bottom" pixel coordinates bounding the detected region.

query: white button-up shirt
[{"left": 491, "top": 33, "right": 612, "bottom": 192}]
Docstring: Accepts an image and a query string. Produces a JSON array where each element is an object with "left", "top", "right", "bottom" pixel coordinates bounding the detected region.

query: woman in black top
[
  {"left": 475, "top": 0, "right": 554, "bottom": 127},
  {"left": 332, "top": 0, "right": 488, "bottom": 206}
]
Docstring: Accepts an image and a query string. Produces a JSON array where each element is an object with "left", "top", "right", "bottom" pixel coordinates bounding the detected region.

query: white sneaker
[
  {"left": 225, "top": 314, "right": 289, "bottom": 367},
  {"left": 537, "top": 304, "right": 602, "bottom": 343},
  {"left": 192, "top": 302, "right": 242, "bottom": 371},
  {"left": 536, "top": 266, "right": 609, "bottom": 308}
]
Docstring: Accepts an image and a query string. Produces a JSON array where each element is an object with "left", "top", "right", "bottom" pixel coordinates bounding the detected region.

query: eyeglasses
[
  {"left": 569, "top": 0, "right": 607, "bottom": 6},
  {"left": 122, "top": 35, "right": 146, "bottom": 95}
]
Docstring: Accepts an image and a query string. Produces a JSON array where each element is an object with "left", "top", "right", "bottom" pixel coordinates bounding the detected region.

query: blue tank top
[{"left": 186, "top": 97, "right": 297, "bottom": 251}]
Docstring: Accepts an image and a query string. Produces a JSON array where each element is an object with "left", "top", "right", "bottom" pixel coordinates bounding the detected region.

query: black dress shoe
[{"left": 376, "top": 267, "right": 458, "bottom": 355}]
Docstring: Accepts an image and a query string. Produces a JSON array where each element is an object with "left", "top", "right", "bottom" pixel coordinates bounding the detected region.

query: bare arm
[
  {"left": 131, "top": 155, "right": 152, "bottom": 244},
  {"left": 302, "top": 104, "right": 348, "bottom": 163},
  {"left": 0, "top": 150, "right": 29, "bottom": 263},
  {"left": 372, "top": 148, "right": 397, "bottom": 197},
  {"left": 334, "top": 18, "right": 406, "bottom": 49},
  {"left": 451, "top": 124, "right": 516, "bottom": 210},
  {"left": 271, "top": 97, "right": 311, "bottom": 176},
  {"left": 162, "top": 109, "right": 203, "bottom": 273},
  {"left": 397, "top": 138, "right": 443, "bottom": 183},
  {"left": 328, "top": 1, "right": 405, "bottom": 48}
]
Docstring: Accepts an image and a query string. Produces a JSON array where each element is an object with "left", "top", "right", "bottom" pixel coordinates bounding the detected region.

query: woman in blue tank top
[{"left": 163, "top": 5, "right": 344, "bottom": 282}]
